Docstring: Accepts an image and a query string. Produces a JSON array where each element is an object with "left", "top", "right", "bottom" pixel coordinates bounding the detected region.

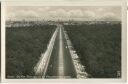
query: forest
[
  {"left": 6, "top": 24, "right": 56, "bottom": 78},
  {"left": 64, "top": 22, "right": 121, "bottom": 78}
]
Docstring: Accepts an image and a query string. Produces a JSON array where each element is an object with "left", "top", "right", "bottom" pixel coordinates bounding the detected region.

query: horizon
[{"left": 6, "top": 6, "right": 121, "bottom": 21}]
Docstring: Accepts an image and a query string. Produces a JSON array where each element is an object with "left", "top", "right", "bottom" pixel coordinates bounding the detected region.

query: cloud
[
  {"left": 49, "top": 9, "right": 84, "bottom": 19},
  {"left": 6, "top": 6, "right": 121, "bottom": 21},
  {"left": 68, "top": 9, "right": 84, "bottom": 18},
  {"left": 103, "top": 12, "right": 115, "bottom": 17},
  {"left": 84, "top": 10, "right": 96, "bottom": 18},
  {"left": 97, "top": 8, "right": 104, "bottom": 12},
  {"left": 49, "top": 9, "right": 68, "bottom": 19},
  {"left": 7, "top": 10, "right": 39, "bottom": 20},
  {"left": 100, "top": 12, "right": 120, "bottom": 21},
  {"left": 38, "top": 7, "right": 50, "bottom": 12}
]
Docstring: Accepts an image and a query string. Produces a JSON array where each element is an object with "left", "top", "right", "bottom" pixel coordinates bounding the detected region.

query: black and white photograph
[
  {"left": 4, "top": 5, "right": 123, "bottom": 79},
  {"left": 0, "top": 0, "right": 126, "bottom": 82}
]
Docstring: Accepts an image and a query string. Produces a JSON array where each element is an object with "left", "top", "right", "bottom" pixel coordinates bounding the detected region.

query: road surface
[{"left": 45, "top": 25, "right": 77, "bottom": 78}]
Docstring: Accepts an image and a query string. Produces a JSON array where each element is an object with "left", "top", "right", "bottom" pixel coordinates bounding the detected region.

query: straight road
[
  {"left": 45, "top": 25, "right": 76, "bottom": 78},
  {"left": 58, "top": 27, "right": 64, "bottom": 78}
]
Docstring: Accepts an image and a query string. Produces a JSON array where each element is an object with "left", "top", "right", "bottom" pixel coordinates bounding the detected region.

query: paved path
[
  {"left": 58, "top": 27, "right": 65, "bottom": 78},
  {"left": 46, "top": 25, "right": 76, "bottom": 78}
]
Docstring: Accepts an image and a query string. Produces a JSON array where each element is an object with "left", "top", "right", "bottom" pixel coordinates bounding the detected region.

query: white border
[{"left": 1, "top": 1, "right": 127, "bottom": 83}]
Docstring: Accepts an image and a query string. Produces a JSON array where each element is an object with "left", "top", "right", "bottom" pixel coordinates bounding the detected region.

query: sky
[{"left": 6, "top": 6, "right": 121, "bottom": 21}]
